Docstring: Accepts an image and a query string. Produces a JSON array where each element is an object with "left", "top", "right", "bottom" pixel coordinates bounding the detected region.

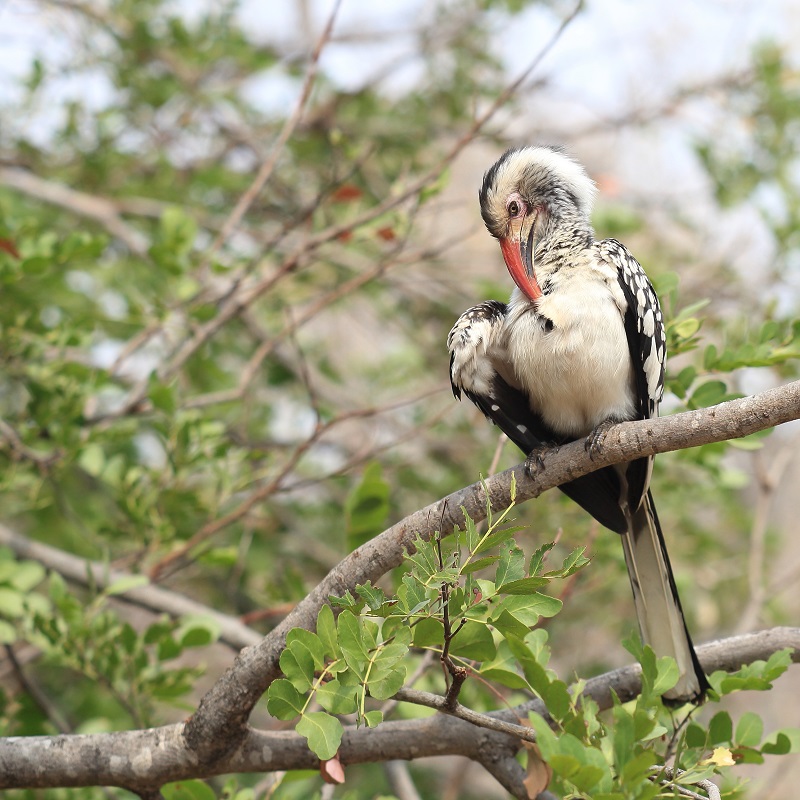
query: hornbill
[{"left": 448, "top": 146, "right": 708, "bottom": 703}]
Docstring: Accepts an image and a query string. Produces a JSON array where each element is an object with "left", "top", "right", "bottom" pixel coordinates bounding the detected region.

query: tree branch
[
  {"left": 3, "top": 382, "right": 797, "bottom": 792},
  {"left": 90, "top": 0, "right": 585, "bottom": 424},
  {"left": 183, "top": 380, "right": 800, "bottom": 760},
  {"left": 0, "top": 166, "right": 150, "bottom": 256},
  {"left": 1, "top": 628, "right": 795, "bottom": 793},
  {"left": 0, "top": 524, "right": 261, "bottom": 650}
]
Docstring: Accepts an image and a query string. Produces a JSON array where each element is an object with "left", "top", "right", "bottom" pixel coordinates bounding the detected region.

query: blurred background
[{"left": 1, "top": 0, "right": 799, "bottom": 797}]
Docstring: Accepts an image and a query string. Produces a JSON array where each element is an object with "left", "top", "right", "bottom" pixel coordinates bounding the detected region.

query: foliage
[{"left": 269, "top": 493, "right": 800, "bottom": 798}]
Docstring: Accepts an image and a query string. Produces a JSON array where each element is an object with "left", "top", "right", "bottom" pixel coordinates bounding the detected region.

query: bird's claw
[
  {"left": 524, "top": 443, "right": 559, "bottom": 477},
  {"left": 585, "top": 419, "right": 617, "bottom": 460}
]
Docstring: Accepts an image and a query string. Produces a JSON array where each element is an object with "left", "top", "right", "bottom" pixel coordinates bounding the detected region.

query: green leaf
[
  {"left": 762, "top": 648, "right": 793, "bottom": 681},
  {"left": 568, "top": 764, "right": 607, "bottom": 793},
  {"left": 479, "top": 665, "right": 529, "bottom": 689},
  {"left": 367, "top": 664, "right": 406, "bottom": 700},
  {"left": 495, "top": 544, "right": 525, "bottom": 586},
  {"left": 296, "top": 711, "right": 343, "bottom": 761},
  {"left": 316, "top": 679, "right": 358, "bottom": 715},
  {"left": 620, "top": 750, "right": 658, "bottom": 786},
  {"left": 78, "top": 443, "right": 105, "bottom": 477},
  {"left": 652, "top": 656, "right": 680, "bottom": 697},
  {"left": 0, "top": 620, "right": 16, "bottom": 643},
  {"left": 507, "top": 637, "right": 552, "bottom": 698},
  {"left": 279, "top": 640, "right": 317, "bottom": 692},
  {"left": 345, "top": 462, "right": 390, "bottom": 549},
  {"left": 21, "top": 256, "right": 51, "bottom": 275},
  {"left": 735, "top": 711, "right": 764, "bottom": 747},
  {"left": 761, "top": 732, "right": 792, "bottom": 755},
  {"left": 266, "top": 679, "right": 306, "bottom": 721},
  {"left": 103, "top": 574, "right": 150, "bottom": 596},
  {"left": 411, "top": 617, "right": 442, "bottom": 650},
  {"left": 176, "top": 616, "right": 220, "bottom": 648},
  {"left": 355, "top": 581, "right": 386, "bottom": 611},
  {"left": 149, "top": 376, "right": 177, "bottom": 414},
  {"left": 449, "top": 620, "right": 496, "bottom": 661},
  {"left": 7, "top": 560, "right": 46, "bottom": 592},
  {"left": 550, "top": 546, "right": 589, "bottom": 578},
  {"left": 317, "top": 605, "right": 340, "bottom": 659},
  {"left": 404, "top": 536, "right": 440, "bottom": 582},
  {"left": 364, "top": 709, "right": 383, "bottom": 728},
  {"left": 397, "top": 574, "right": 430, "bottom": 616},
  {"left": 492, "top": 593, "right": 562, "bottom": 625},
  {"left": 495, "top": 576, "right": 549, "bottom": 595},
  {"left": 0, "top": 588, "right": 25, "bottom": 618},
  {"left": 161, "top": 780, "right": 217, "bottom": 800},
  {"left": 285, "top": 628, "right": 326, "bottom": 671},
  {"left": 684, "top": 722, "right": 707, "bottom": 749},
  {"left": 489, "top": 609, "right": 530, "bottom": 640},
  {"left": 761, "top": 728, "right": 800, "bottom": 754},
  {"left": 338, "top": 611, "right": 370, "bottom": 677},
  {"left": 528, "top": 711, "right": 559, "bottom": 760},
  {"left": 612, "top": 702, "right": 636, "bottom": 773},
  {"left": 159, "top": 207, "right": 197, "bottom": 257},
  {"left": 528, "top": 542, "right": 555, "bottom": 576},
  {"left": 460, "top": 555, "right": 501, "bottom": 575},
  {"left": 673, "top": 317, "right": 701, "bottom": 339},
  {"left": 479, "top": 640, "right": 530, "bottom": 689},
  {"left": 473, "top": 524, "right": 525, "bottom": 555},
  {"left": 689, "top": 380, "right": 728, "bottom": 409},
  {"left": 329, "top": 589, "right": 358, "bottom": 610},
  {"left": 704, "top": 343, "right": 719, "bottom": 370},
  {"left": 709, "top": 711, "right": 733, "bottom": 745},
  {"left": 543, "top": 680, "right": 572, "bottom": 722}
]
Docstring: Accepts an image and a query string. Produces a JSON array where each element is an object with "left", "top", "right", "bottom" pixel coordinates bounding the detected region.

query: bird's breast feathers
[{"left": 506, "top": 275, "right": 636, "bottom": 437}]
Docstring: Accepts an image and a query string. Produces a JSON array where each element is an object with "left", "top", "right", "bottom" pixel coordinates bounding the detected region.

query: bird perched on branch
[{"left": 448, "top": 146, "right": 708, "bottom": 703}]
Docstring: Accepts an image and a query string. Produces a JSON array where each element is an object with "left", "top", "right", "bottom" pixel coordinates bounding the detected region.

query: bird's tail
[{"left": 621, "top": 490, "right": 709, "bottom": 704}]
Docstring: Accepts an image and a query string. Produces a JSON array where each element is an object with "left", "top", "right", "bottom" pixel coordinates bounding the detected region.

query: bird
[{"left": 447, "top": 145, "right": 708, "bottom": 704}]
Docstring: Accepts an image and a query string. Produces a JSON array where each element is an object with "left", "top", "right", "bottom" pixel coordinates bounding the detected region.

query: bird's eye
[{"left": 505, "top": 194, "right": 526, "bottom": 219}]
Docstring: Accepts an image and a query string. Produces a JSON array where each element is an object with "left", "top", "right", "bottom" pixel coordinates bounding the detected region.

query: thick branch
[
  {"left": 1, "top": 628, "right": 796, "bottom": 791},
  {"left": 183, "top": 381, "right": 800, "bottom": 759}
]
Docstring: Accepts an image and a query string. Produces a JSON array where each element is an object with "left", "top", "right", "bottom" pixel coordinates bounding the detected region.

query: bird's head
[{"left": 479, "top": 146, "right": 597, "bottom": 301}]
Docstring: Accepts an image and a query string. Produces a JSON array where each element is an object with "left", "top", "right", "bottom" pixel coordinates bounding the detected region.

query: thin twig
[
  {"left": 655, "top": 765, "right": 721, "bottom": 800},
  {"left": 0, "top": 628, "right": 797, "bottom": 791},
  {"left": 4, "top": 644, "right": 71, "bottom": 733},
  {"left": 203, "top": 0, "right": 343, "bottom": 266},
  {"left": 394, "top": 687, "right": 537, "bottom": 743},
  {"left": 737, "top": 442, "right": 796, "bottom": 632},
  {"left": 0, "top": 167, "right": 149, "bottom": 256},
  {"left": 149, "top": 388, "right": 444, "bottom": 580},
  {"left": 384, "top": 761, "right": 423, "bottom": 800},
  {"left": 487, "top": 433, "right": 508, "bottom": 476},
  {"left": 0, "top": 418, "right": 61, "bottom": 467},
  {"left": 0, "top": 524, "right": 261, "bottom": 650},
  {"left": 85, "top": 0, "right": 585, "bottom": 425}
]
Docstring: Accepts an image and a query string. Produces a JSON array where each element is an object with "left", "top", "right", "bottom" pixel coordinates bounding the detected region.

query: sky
[{"left": 0, "top": 0, "right": 798, "bottom": 292}]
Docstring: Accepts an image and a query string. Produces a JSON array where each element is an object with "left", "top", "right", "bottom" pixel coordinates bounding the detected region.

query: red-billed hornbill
[{"left": 448, "top": 146, "right": 708, "bottom": 703}]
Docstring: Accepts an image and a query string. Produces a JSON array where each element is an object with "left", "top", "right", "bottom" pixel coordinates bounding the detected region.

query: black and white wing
[
  {"left": 448, "top": 300, "right": 628, "bottom": 533},
  {"left": 598, "top": 238, "right": 666, "bottom": 511}
]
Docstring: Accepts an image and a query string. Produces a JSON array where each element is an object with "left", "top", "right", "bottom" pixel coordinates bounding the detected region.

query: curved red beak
[{"left": 499, "top": 212, "right": 542, "bottom": 302}]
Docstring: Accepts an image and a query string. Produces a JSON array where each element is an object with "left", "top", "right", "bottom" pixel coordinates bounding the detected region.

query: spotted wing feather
[
  {"left": 448, "top": 301, "right": 627, "bottom": 532},
  {"left": 598, "top": 238, "right": 666, "bottom": 511}
]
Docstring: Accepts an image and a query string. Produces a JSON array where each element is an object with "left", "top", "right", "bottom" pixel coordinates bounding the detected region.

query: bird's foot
[
  {"left": 585, "top": 419, "right": 618, "bottom": 460},
  {"left": 524, "top": 442, "right": 560, "bottom": 477}
]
